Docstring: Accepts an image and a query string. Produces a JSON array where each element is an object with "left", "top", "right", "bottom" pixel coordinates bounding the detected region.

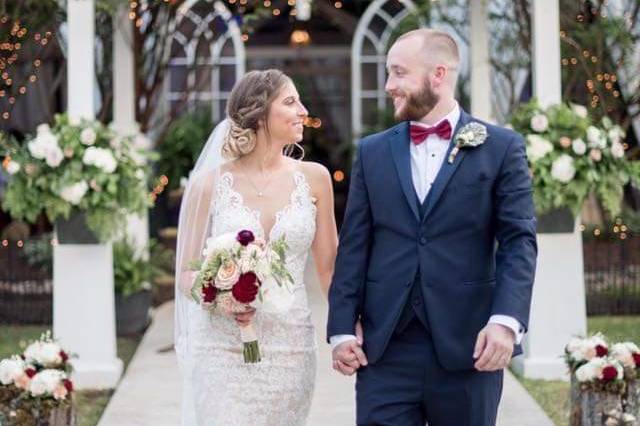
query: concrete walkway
[{"left": 98, "top": 276, "right": 553, "bottom": 426}]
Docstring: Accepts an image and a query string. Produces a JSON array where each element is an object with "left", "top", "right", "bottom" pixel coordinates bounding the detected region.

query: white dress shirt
[{"left": 330, "top": 103, "right": 524, "bottom": 349}]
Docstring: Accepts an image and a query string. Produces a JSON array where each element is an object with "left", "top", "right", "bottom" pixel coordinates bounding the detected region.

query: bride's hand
[{"left": 234, "top": 307, "right": 256, "bottom": 326}]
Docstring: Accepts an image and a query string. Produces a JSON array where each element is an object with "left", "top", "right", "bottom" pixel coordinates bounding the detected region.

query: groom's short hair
[{"left": 396, "top": 29, "right": 460, "bottom": 71}]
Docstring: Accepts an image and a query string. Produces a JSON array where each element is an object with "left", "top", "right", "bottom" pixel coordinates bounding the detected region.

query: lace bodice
[{"left": 212, "top": 170, "right": 317, "bottom": 289}]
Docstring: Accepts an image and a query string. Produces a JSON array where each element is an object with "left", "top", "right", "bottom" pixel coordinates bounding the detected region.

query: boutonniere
[{"left": 448, "top": 122, "right": 488, "bottom": 164}]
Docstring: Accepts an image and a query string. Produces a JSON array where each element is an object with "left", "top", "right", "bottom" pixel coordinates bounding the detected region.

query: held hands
[
  {"left": 473, "top": 323, "right": 515, "bottom": 371},
  {"left": 332, "top": 320, "right": 368, "bottom": 376}
]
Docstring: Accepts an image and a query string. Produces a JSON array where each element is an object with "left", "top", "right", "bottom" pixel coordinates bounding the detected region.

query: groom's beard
[{"left": 393, "top": 80, "right": 440, "bottom": 122}]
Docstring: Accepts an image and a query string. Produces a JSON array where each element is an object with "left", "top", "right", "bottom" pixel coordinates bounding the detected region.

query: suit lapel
[
  {"left": 389, "top": 122, "right": 420, "bottom": 222},
  {"left": 421, "top": 110, "right": 473, "bottom": 222}
]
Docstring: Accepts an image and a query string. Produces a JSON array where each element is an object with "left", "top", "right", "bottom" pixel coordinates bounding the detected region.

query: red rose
[
  {"left": 236, "top": 230, "right": 255, "bottom": 246},
  {"left": 602, "top": 365, "right": 618, "bottom": 381},
  {"left": 63, "top": 379, "right": 74, "bottom": 393},
  {"left": 201, "top": 284, "right": 218, "bottom": 303},
  {"left": 595, "top": 345, "right": 608, "bottom": 357},
  {"left": 60, "top": 351, "right": 69, "bottom": 363},
  {"left": 633, "top": 353, "right": 640, "bottom": 367},
  {"left": 232, "top": 272, "right": 259, "bottom": 304},
  {"left": 25, "top": 368, "right": 36, "bottom": 378}
]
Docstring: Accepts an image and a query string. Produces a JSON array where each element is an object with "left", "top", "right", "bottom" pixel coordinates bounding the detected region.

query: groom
[{"left": 327, "top": 28, "right": 537, "bottom": 425}]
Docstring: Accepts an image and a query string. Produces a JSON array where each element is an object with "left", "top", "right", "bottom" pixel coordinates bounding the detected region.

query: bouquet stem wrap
[{"left": 240, "top": 322, "right": 261, "bottom": 363}]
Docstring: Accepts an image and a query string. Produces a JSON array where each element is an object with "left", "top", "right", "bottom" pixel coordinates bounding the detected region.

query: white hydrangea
[
  {"left": 526, "top": 135, "right": 554, "bottom": 162},
  {"left": 5, "top": 160, "right": 20, "bottom": 175},
  {"left": 551, "top": 154, "right": 576, "bottom": 183},
  {"left": 28, "top": 132, "right": 61, "bottom": 165},
  {"left": 572, "top": 138, "right": 587, "bottom": 155},
  {"left": 28, "top": 369, "right": 65, "bottom": 397},
  {"left": 45, "top": 146, "right": 64, "bottom": 168},
  {"left": 24, "top": 341, "right": 63, "bottom": 367},
  {"left": 80, "top": 128, "right": 97, "bottom": 146},
  {"left": 37, "top": 124, "right": 51, "bottom": 135},
  {"left": 59, "top": 181, "right": 89, "bottom": 205},
  {"left": 608, "top": 126, "right": 625, "bottom": 144},
  {"left": 0, "top": 356, "right": 26, "bottom": 385},
  {"left": 610, "top": 142, "right": 625, "bottom": 159},
  {"left": 530, "top": 114, "right": 549, "bottom": 132},
  {"left": 587, "top": 126, "right": 607, "bottom": 149},
  {"left": 83, "top": 147, "right": 117, "bottom": 173},
  {"left": 571, "top": 104, "right": 588, "bottom": 119}
]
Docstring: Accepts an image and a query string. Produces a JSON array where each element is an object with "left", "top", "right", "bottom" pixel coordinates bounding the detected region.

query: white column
[
  {"left": 112, "top": 4, "right": 149, "bottom": 255},
  {"left": 512, "top": 0, "right": 587, "bottom": 380},
  {"left": 56, "top": 0, "right": 122, "bottom": 389},
  {"left": 531, "top": 0, "right": 562, "bottom": 107},
  {"left": 469, "top": 0, "right": 492, "bottom": 122}
]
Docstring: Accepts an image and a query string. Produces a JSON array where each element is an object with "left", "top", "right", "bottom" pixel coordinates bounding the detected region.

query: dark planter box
[
  {"left": 537, "top": 208, "right": 576, "bottom": 233},
  {"left": 55, "top": 213, "right": 99, "bottom": 245},
  {"left": 115, "top": 290, "right": 151, "bottom": 336}
]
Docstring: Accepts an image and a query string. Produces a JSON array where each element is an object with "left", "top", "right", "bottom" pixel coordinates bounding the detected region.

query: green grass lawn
[
  {"left": 0, "top": 325, "right": 141, "bottom": 426},
  {"left": 514, "top": 315, "right": 640, "bottom": 426}
]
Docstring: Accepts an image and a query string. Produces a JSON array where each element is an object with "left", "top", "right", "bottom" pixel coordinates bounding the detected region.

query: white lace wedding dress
[{"left": 184, "top": 170, "right": 318, "bottom": 425}]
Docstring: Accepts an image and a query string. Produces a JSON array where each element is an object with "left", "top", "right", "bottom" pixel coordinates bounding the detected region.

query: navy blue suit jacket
[{"left": 327, "top": 111, "right": 538, "bottom": 371}]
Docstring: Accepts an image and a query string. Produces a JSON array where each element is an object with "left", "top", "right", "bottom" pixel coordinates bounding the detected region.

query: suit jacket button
[{"left": 419, "top": 237, "right": 427, "bottom": 245}]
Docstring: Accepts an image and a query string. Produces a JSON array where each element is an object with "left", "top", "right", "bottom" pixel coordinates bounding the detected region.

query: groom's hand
[
  {"left": 473, "top": 323, "right": 515, "bottom": 371},
  {"left": 332, "top": 339, "right": 368, "bottom": 376}
]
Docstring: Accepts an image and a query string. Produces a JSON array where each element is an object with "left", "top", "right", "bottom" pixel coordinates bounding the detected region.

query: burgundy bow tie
[{"left": 410, "top": 120, "right": 452, "bottom": 145}]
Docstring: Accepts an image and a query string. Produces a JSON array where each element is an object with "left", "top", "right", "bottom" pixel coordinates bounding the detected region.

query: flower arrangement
[
  {"left": 0, "top": 332, "right": 75, "bottom": 424},
  {"left": 1, "top": 114, "right": 154, "bottom": 242},
  {"left": 565, "top": 334, "right": 640, "bottom": 424},
  {"left": 510, "top": 99, "right": 640, "bottom": 218},
  {"left": 190, "top": 229, "right": 294, "bottom": 363}
]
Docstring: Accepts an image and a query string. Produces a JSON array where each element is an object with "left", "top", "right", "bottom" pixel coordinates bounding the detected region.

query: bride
[{"left": 174, "top": 69, "right": 338, "bottom": 425}]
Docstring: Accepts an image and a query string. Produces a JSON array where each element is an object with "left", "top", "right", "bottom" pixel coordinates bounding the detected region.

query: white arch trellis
[
  {"left": 167, "top": 0, "right": 245, "bottom": 122},
  {"left": 351, "top": 0, "right": 424, "bottom": 142}
]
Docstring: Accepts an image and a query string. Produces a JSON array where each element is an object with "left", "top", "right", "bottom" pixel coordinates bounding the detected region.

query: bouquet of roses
[
  {"left": 190, "top": 229, "right": 294, "bottom": 363},
  {"left": 0, "top": 332, "right": 74, "bottom": 402},
  {"left": 565, "top": 333, "right": 609, "bottom": 372}
]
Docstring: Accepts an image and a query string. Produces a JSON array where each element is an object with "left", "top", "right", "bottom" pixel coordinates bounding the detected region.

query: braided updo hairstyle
[{"left": 222, "top": 69, "right": 292, "bottom": 160}]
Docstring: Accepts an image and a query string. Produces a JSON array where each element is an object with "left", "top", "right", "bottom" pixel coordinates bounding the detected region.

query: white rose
[
  {"left": 5, "top": 160, "right": 20, "bottom": 175},
  {"left": 610, "top": 142, "right": 625, "bottom": 159},
  {"left": 530, "top": 114, "right": 549, "bottom": 133},
  {"left": 526, "top": 135, "right": 554, "bottom": 162},
  {"left": 624, "top": 342, "right": 640, "bottom": 353},
  {"left": 37, "top": 123, "right": 51, "bottom": 135},
  {"left": 571, "top": 104, "right": 588, "bottom": 119},
  {"left": 80, "top": 128, "right": 97, "bottom": 146},
  {"left": 203, "top": 233, "right": 240, "bottom": 258},
  {"left": 45, "top": 146, "right": 64, "bottom": 168},
  {"left": 572, "top": 138, "right": 587, "bottom": 155},
  {"left": 566, "top": 337, "right": 585, "bottom": 355},
  {"left": 24, "top": 342, "right": 63, "bottom": 367},
  {"left": 215, "top": 260, "right": 241, "bottom": 290},
  {"left": 59, "top": 181, "right": 89, "bottom": 205},
  {"left": 611, "top": 343, "right": 635, "bottom": 368},
  {"left": 0, "top": 357, "right": 26, "bottom": 385},
  {"left": 29, "top": 369, "right": 64, "bottom": 397},
  {"left": 575, "top": 361, "right": 597, "bottom": 382},
  {"left": 551, "top": 154, "right": 576, "bottom": 183}
]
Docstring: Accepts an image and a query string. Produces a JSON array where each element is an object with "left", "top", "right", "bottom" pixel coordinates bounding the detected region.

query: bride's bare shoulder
[{"left": 297, "top": 160, "right": 331, "bottom": 195}]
